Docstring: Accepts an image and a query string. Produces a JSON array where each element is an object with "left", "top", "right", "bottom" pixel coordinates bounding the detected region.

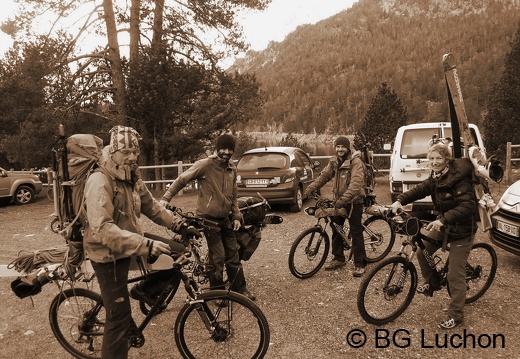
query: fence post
[
  {"left": 177, "top": 161, "right": 184, "bottom": 196},
  {"left": 506, "top": 142, "right": 512, "bottom": 185}
]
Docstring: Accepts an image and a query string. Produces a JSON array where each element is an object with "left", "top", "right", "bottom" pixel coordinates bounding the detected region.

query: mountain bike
[
  {"left": 47, "top": 210, "right": 271, "bottom": 359},
  {"left": 357, "top": 208, "right": 497, "bottom": 325},
  {"left": 288, "top": 197, "right": 395, "bottom": 279}
]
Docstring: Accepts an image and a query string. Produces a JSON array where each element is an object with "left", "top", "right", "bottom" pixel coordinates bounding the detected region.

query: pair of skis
[{"left": 443, "top": 53, "right": 503, "bottom": 231}]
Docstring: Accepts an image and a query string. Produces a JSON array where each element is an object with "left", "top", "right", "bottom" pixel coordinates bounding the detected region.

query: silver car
[
  {"left": 490, "top": 179, "right": 520, "bottom": 255},
  {"left": 0, "top": 167, "right": 43, "bottom": 205}
]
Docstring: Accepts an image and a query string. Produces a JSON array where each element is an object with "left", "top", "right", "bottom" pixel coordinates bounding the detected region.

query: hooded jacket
[
  {"left": 161, "top": 154, "right": 242, "bottom": 221},
  {"left": 306, "top": 150, "right": 366, "bottom": 204},
  {"left": 397, "top": 158, "right": 477, "bottom": 238},
  {"left": 83, "top": 147, "right": 185, "bottom": 263}
]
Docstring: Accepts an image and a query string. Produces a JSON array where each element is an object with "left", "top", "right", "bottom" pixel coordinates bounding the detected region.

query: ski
[{"left": 443, "top": 53, "right": 503, "bottom": 231}]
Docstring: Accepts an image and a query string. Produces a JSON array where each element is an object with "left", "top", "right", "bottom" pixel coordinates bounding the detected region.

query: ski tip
[{"left": 443, "top": 53, "right": 456, "bottom": 71}]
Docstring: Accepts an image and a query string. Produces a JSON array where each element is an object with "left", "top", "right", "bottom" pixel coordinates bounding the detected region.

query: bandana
[{"left": 108, "top": 125, "right": 141, "bottom": 154}]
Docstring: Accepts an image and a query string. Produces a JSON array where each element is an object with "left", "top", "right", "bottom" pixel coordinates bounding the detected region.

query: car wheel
[
  {"left": 14, "top": 185, "right": 35, "bottom": 205},
  {"left": 289, "top": 186, "right": 303, "bottom": 212}
]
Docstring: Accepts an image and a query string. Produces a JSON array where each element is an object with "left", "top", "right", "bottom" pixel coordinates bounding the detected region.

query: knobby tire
[
  {"left": 174, "top": 290, "right": 270, "bottom": 359},
  {"left": 357, "top": 256, "right": 418, "bottom": 325}
]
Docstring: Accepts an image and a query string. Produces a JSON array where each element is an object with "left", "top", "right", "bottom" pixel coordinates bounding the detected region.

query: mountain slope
[{"left": 231, "top": 0, "right": 520, "bottom": 135}]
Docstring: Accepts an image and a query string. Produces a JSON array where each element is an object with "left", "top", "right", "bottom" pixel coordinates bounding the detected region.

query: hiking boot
[
  {"left": 129, "top": 284, "right": 167, "bottom": 310},
  {"left": 353, "top": 266, "right": 366, "bottom": 277},
  {"left": 325, "top": 259, "right": 346, "bottom": 271},
  {"left": 438, "top": 317, "right": 463, "bottom": 329},
  {"left": 240, "top": 289, "right": 256, "bottom": 301},
  {"left": 417, "top": 283, "right": 434, "bottom": 297}
]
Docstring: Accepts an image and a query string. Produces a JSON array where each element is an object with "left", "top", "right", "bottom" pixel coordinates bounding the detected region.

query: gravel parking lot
[{"left": 1, "top": 178, "right": 519, "bottom": 358}]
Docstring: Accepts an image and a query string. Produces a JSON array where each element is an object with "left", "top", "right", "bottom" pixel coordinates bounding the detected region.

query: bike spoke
[
  {"left": 358, "top": 258, "right": 416, "bottom": 325},
  {"left": 176, "top": 294, "right": 268, "bottom": 358},
  {"left": 464, "top": 243, "right": 497, "bottom": 303}
]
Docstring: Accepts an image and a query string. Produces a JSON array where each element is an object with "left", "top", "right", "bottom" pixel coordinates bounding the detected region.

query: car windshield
[
  {"left": 400, "top": 127, "right": 480, "bottom": 158},
  {"left": 237, "top": 153, "right": 288, "bottom": 170}
]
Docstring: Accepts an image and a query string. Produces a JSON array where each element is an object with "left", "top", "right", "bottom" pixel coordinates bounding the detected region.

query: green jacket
[
  {"left": 162, "top": 155, "right": 242, "bottom": 221},
  {"left": 83, "top": 147, "right": 185, "bottom": 263},
  {"left": 306, "top": 150, "right": 366, "bottom": 204}
]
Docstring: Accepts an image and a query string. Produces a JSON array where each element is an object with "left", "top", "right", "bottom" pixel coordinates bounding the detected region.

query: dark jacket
[
  {"left": 306, "top": 150, "right": 365, "bottom": 204},
  {"left": 397, "top": 158, "right": 477, "bottom": 239},
  {"left": 161, "top": 154, "right": 241, "bottom": 221}
]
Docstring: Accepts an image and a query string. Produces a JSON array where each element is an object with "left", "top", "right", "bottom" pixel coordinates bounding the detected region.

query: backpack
[
  {"left": 237, "top": 196, "right": 270, "bottom": 225},
  {"left": 51, "top": 130, "right": 104, "bottom": 272},
  {"left": 359, "top": 147, "right": 376, "bottom": 207}
]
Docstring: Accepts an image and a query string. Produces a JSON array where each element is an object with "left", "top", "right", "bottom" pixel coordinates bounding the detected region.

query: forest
[{"left": 231, "top": 0, "right": 520, "bottom": 137}]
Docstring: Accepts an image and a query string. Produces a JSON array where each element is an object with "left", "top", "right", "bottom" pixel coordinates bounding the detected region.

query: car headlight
[{"left": 499, "top": 191, "right": 520, "bottom": 210}]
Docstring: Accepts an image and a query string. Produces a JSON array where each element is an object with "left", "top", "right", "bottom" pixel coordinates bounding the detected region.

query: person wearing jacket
[
  {"left": 390, "top": 143, "right": 478, "bottom": 329},
  {"left": 83, "top": 126, "right": 200, "bottom": 359},
  {"left": 159, "top": 133, "right": 255, "bottom": 300},
  {"left": 304, "top": 136, "right": 367, "bottom": 277}
]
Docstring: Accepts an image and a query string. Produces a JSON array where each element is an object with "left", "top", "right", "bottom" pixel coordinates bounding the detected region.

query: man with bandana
[
  {"left": 83, "top": 125, "right": 200, "bottom": 359},
  {"left": 159, "top": 133, "right": 255, "bottom": 301},
  {"left": 304, "top": 136, "right": 367, "bottom": 277}
]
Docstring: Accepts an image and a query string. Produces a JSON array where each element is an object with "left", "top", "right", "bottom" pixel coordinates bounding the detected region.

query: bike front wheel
[
  {"left": 357, "top": 256, "right": 418, "bottom": 325},
  {"left": 363, "top": 215, "right": 396, "bottom": 263},
  {"left": 288, "top": 226, "right": 329, "bottom": 279},
  {"left": 446, "top": 242, "right": 497, "bottom": 304},
  {"left": 49, "top": 288, "right": 104, "bottom": 359},
  {"left": 175, "top": 290, "right": 270, "bottom": 359}
]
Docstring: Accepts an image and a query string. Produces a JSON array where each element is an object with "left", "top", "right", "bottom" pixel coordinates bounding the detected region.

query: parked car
[
  {"left": 490, "top": 179, "right": 520, "bottom": 255},
  {"left": 236, "top": 147, "right": 321, "bottom": 212},
  {"left": 0, "top": 167, "right": 43, "bottom": 205}
]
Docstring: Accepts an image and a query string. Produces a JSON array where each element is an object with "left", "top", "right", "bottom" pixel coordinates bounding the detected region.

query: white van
[{"left": 385, "top": 122, "right": 485, "bottom": 212}]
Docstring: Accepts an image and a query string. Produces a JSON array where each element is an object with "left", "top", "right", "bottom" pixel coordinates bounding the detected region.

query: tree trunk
[{"left": 103, "top": 0, "right": 128, "bottom": 125}]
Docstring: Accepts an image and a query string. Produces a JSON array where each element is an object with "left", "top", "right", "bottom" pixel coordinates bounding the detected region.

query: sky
[{"left": 0, "top": 0, "right": 357, "bottom": 60}]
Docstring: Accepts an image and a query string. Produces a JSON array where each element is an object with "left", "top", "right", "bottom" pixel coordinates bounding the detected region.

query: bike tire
[
  {"left": 49, "top": 288, "right": 104, "bottom": 359},
  {"left": 363, "top": 215, "right": 396, "bottom": 263},
  {"left": 357, "top": 256, "right": 418, "bottom": 325},
  {"left": 446, "top": 242, "right": 497, "bottom": 304},
  {"left": 288, "top": 226, "right": 329, "bottom": 279},
  {"left": 175, "top": 290, "right": 270, "bottom": 359}
]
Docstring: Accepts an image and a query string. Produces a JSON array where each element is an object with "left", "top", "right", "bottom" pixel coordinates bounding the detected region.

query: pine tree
[
  {"left": 484, "top": 21, "right": 520, "bottom": 159},
  {"left": 354, "top": 82, "right": 408, "bottom": 153}
]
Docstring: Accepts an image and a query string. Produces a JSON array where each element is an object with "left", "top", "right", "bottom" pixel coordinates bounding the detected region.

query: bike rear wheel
[
  {"left": 446, "top": 242, "right": 497, "bottom": 304},
  {"left": 363, "top": 215, "right": 395, "bottom": 263},
  {"left": 49, "top": 288, "right": 104, "bottom": 359},
  {"left": 288, "top": 226, "right": 329, "bottom": 279},
  {"left": 357, "top": 256, "right": 418, "bottom": 325},
  {"left": 175, "top": 290, "right": 270, "bottom": 359}
]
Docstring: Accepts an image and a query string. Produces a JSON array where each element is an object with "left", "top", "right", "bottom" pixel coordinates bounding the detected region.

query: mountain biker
[
  {"left": 159, "top": 133, "right": 256, "bottom": 301},
  {"left": 390, "top": 142, "right": 478, "bottom": 329},
  {"left": 304, "top": 136, "right": 367, "bottom": 277},
  {"left": 83, "top": 125, "right": 200, "bottom": 359}
]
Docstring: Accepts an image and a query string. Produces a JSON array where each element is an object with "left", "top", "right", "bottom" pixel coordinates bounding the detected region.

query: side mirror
[
  {"left": 383, "top": 143, "right": 392, "bottom": 151},
  {"left": 313, "top": 160, "right": 321, "bottom": 170},
  {"left": 0, "top": 169, "right": 7, "bottom": 177}
]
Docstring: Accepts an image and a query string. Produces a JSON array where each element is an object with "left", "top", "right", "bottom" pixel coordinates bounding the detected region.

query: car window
[
  {"left": 237, "top": 153, "right": 288, "bottom": 170},
  {"left": 401, "top": 128, "right": 440, "bottom": 158},
  {"left": 291, "top": 153, "right": 304, "bottom": 167},
  {"left": 295, "top": 151, "right": 311, "bottom": 168}
]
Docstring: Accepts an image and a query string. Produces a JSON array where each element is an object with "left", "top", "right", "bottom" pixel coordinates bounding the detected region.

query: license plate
[
  {"left": 246, "top": 179, "right": 268, "bottom": 187},
  {"left": 496, "top": 220, "right": 520, "bottom": 237}
]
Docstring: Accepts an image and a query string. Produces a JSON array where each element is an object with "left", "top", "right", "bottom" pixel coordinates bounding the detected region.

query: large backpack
[{"left": 51, "top": 127, "right": 104, "bottom": 271}]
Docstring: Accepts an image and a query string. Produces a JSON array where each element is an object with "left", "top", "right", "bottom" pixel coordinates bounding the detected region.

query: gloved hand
[
  {"left": 179, "top": 225, "right": 202, "bottom": 242},
  {"left": 390, "top": 201, "right": 402, "bottom": 214},
  {"left": 334, "top": 198, "right": 347, "bottom": 209}
]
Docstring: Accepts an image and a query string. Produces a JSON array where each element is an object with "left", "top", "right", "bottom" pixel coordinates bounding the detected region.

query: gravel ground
[{"left": 1, "top": 178, "right": 519, "bottom": 359}]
